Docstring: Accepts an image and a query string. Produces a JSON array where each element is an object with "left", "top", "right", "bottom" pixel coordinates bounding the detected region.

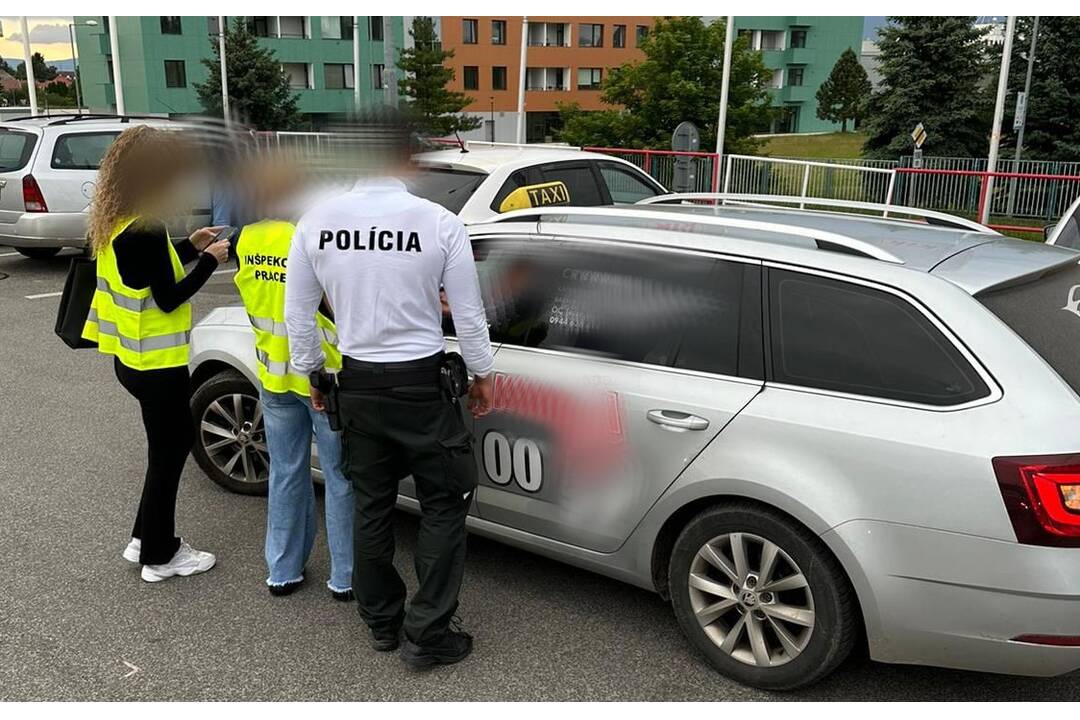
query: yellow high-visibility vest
[
  {"left": 81, "top": 217, "right": 191, "bottom": 370},
  {"left": 234, "top": 220, "right": 341, "bottom": 396}
]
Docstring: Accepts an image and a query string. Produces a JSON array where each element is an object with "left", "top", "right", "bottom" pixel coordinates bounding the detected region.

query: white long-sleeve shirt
[{"left": 284, "top": 177, "right": 494, "bottom": 377}]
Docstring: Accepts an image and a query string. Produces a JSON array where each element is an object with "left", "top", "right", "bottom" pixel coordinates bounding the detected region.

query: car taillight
[
  {"left": 22, "top": 174, "right": 48, "bottom": 212},
  {"left": 994, "top": 454, "right": 1080, "bottom": 547}
]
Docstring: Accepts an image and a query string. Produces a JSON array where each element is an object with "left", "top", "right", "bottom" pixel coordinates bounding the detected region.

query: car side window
[
  {"left": 1053, "top": 202, "right": 1080, "bottom": 250},
  {"left": 538, "top": 162, "right": 605, "bottom": 206},
  {"left": 471, "top": 237, "right": 752, "bottom": 376},
  {"left": 51, "top": 132, "right": 120, "bottom": 170},
  {"left": 768, "top": 269, "right": 989, "bottom": 406},
  {"left": 490, "top": 169, "right": 535, "bottom": 212},
  {"left": 598, "top": 161, "right": 661, "bottom": 204}
]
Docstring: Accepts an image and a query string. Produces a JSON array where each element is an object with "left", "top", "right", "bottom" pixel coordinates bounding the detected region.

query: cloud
[{"left": 5, "top": 22, "right": 73, "bottom": 44}]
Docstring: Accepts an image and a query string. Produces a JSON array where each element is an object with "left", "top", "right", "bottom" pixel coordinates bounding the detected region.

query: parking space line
[
  {"left": 212, "top": 268, "right": 236, "bottom": 276},
  {"left": 25, "top": 291, "right": 63, "bottom": 300},
  {"left": 0, "top": 251, "right": 19, "bottom": 257}
]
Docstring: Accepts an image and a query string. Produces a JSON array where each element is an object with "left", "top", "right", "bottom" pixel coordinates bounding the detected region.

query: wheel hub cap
[{"left": 198, "top": 392, "right": 269, "bottom": 485}]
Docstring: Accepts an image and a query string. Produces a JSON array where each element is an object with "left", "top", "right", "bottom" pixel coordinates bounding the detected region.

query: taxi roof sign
[{"left": 498, "top": 181, "right": 571, "bottom": 214}]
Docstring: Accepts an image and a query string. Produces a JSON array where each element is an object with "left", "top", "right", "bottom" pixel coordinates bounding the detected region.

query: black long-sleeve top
[{"left": 112, "top": 220, "right": 219, "bottom": 313}]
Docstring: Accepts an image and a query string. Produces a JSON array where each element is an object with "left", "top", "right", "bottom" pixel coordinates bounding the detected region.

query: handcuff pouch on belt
[{"left": 439, "top": 352, "right": 469, "bottom": 404}]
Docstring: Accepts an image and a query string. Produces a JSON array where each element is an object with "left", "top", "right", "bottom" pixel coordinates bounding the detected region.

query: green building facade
[
  {"left": 732, "top": 16, "right": 864, "bottom": 134},
  {"left": 73, "top": 16, "right": 406, "bottom": 126}
]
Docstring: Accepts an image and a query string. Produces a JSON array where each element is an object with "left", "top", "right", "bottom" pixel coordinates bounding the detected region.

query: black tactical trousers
[{"left": 337, "top": 360, "right": 477, "bottom": 647}]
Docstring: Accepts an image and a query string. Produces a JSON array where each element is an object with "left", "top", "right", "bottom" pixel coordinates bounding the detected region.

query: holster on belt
[{"left": 312, "top": 372, "right": 342, "bottom": 432}]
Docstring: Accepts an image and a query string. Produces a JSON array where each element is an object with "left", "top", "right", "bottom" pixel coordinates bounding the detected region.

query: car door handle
[{"left": 646, "top": 409, "right": 709, "bottom": 432}]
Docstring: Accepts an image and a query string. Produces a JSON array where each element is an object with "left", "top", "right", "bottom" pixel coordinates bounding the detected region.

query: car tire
[
  {"left": 668, "top": 502, "right": 857, "bottom": 691},
  {"left": 14, "top": 247, "right": 61, "bottom": 260},
  {"left": 190, "top": 369, "right": 270, "bottom": 496}
]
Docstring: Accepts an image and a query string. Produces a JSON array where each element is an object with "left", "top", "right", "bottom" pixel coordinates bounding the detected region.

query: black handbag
[{"left": 54, "top": 255, "right": 98, "bottom": 349}]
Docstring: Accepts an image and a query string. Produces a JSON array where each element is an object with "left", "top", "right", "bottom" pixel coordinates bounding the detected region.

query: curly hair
[{"left": 87, "top": 125, "right": 196, "bottom": 256}]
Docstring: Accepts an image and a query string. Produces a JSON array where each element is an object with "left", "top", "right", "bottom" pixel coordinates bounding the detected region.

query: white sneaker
[
  {"left": 140, "top": 541, "right": 217, "bottom": 583},
  {"left": 122, "top": 538, "right": 141, "bottom": 564}
]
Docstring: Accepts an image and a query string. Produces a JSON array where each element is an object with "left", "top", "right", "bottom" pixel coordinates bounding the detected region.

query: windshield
[
  {"left": 0, "top": 130, "right": 37, "bottom": 172},
  {"left": 979, "top": 262, "right": 1080, "bottom": 396},
  {"left": 407, "top": 168, "right": 486, "bottom": 215}
]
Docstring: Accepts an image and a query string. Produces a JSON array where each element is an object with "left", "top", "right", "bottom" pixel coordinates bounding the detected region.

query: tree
[
  {"left": 557, "top": 17, "right": 774, "bottom": 153},
  {"left": 816, "top": 48, "right": 871, "bottom": 132},
  {"left": 862, "top": 17, "right": 992, "bottom": 159},
  {"left": 194, "top": 18, "right": 301, "bottom": 130},
  {"left": 1000, "top": 16, "right": 1080, "bottom": 162},
  {"left": 396, "top": 16, "right": 481, "bottom": 137},
  {"left": 13, "top": 52, "right": 58, "bottom": 81}
]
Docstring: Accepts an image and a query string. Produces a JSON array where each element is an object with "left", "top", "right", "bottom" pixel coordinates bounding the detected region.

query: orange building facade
[{"left": 439, "top": 16, "right": 654, "bottom": 142}]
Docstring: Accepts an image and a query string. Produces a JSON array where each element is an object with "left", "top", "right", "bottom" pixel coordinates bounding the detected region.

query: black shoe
[
  {"left": 400, "top": 621, "right": 473, "bottom": 668},
  {"left": 370, "top": 627, "right": 401, "bottom": 652},
  {"left": 331, "top": 588, "right": 354, "bottom": 602},
  {"left": 268, "top": 578, "right": 303, "bottom": 597}
]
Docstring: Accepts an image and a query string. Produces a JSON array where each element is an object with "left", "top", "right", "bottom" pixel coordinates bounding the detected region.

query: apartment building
[
  {"left": 73, "top": 16, "right": 405, "bottom": 125},
  {"left": 440, "top": 16, "right": 654, "bottom": 143},
  {"left": 732, "top": 16, "right": 864, "bottom": 133}
]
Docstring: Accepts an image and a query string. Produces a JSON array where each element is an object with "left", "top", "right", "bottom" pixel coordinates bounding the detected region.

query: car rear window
[
  {"left": 978, "top": 262, "right": 1080, "bottom": 396},
  {"left": 51, "top": 132, "right": 120, "bottom": 170},
  {"left": 0, "top": 130, "right": 37, "bottom": 172},
  {"left": 769, "top": 269, "right": 990, "bottom": 406},
  {"left": 407, "top": 168, "right": 486, "bottom": 214}
]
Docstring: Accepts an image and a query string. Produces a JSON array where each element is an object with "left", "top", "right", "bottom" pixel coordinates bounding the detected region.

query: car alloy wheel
[
  {"left": 688, "top": 531, "right": 815, "bottom": 668},
  {"left": 199, "top": 391, "right": 269, "bottom": 488}
]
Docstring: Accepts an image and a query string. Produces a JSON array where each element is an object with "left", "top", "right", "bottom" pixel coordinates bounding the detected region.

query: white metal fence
[{"left": 721, "top": 154, "right": 898, "bottom": 207}]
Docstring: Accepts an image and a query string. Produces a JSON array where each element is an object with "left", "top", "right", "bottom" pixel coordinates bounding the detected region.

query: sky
[{"left": 0, "top": 16, "right": 76, "bottom": 67}]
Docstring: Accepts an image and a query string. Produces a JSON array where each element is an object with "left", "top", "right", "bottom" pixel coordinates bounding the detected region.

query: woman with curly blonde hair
[{"left": 83, "top": 124, "right": 230, "bottom": 583}]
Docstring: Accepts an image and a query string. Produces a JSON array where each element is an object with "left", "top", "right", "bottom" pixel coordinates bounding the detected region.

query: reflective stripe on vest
[
  {"left": 234, "top": 220, "right": 341, "bottom": 396},
  {"left": 81, "top": 217, "right": 191, "bottom": 370}
]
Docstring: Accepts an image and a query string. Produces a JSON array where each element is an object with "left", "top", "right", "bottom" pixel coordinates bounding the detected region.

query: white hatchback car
[{"left": 0, "top": 114, "right": 210, "bottom": 258}]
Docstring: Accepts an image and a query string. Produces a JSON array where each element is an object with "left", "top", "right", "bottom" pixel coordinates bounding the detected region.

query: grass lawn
[{"left": 758, "top": 132, "right": 868, "bottom": 160}]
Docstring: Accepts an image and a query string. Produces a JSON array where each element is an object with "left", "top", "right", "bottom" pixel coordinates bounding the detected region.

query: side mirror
[{"left": 498, "top": 181, "right": 571, "bottom": 213}]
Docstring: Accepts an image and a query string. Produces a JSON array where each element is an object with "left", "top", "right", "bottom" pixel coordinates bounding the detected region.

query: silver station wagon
[{"left": 188, "top": 196, "right": 1080, "bottom": 690}]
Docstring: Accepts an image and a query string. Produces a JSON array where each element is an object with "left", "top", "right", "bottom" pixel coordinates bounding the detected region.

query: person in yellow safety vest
[
  {"left": 81, "top": 125, "right": 230, "bottom": 583},
  {"left": 235, "top": 209, "right": 354, "bottom": 601}
]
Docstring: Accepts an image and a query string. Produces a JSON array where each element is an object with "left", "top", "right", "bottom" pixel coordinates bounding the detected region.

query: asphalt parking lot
[{"left": 3, "top": 247, "right": 1080, "bottom": 700}]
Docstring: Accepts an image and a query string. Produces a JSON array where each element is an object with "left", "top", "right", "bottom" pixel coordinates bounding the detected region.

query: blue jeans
[{"left": 260, "top": 388, "right": 354, "bottom": 592}]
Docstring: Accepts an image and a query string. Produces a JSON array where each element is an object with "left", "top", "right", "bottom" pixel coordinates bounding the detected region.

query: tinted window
[
  {"left": 0, "top": 131, "right": 37, "bottom": 171},
  {"left": 51, "top": 132, "right": 119, "bottom": 170},
  {"left": 769, "top": 269, "right": 989, "bottom": 405},
  {"left": 1053, "top": 201, "right": 1080, "bottom": 250},
  {"left": 538, "top": 163, "right": 603, "bottom": 206},
  {"left": 471, "top": 238, "right": 755, "bottom": 376},
  {"left": 490, "top": 170, "right": 534, "bottom": 212},
  {"left": 407, "top": 168, "right": 486, "bottom": 214},
  {"left": 979, "top": 262, "right": 1080, "bottom": 397},
  {"left": 598, "top": 162, "right": 660, "bottom": 203}
]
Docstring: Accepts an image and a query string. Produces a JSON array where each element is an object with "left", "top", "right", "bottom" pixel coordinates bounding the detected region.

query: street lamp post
[
  {"left": 108, "top": 15, "right": 125, "bottom": 115},
  {"left": 68, "top": 19, "right": 98, "bottom": 115},
  {"left": 19, "top": 17, "right": 37, "bottom": 116},
  {"left": 983, "top": 15, "right": 1017, "bottom": 225},
  {"left": 217, "top": 17, "right": 230, "bottom": 129}
]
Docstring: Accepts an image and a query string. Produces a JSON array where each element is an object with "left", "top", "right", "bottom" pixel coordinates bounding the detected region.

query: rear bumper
[
  {"left": 826, "top": 519, "right": 1080, "bottom": 677},
  {"left": 0, "top": 211, "right": 88, "bottom": 248}
]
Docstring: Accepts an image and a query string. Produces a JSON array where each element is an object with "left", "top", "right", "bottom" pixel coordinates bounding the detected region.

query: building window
[
  {"left": 248, "top": 17, "right": 271, "bottom": 37},
  {"left": 163, "top": 60, "right": 186, "bottom": 88},
  {"left": 207, "top": 17, "right": 221, "bottom": 35},
  {"left": 579, "top": 23, "right": 603, "bottom": 48},
  {"left": 577, "top": 67, "right": 602, "bottom": 90},
  {"left": 492, "top": 66, "right": 507, "bottom": 91},
  {"left": 463, "top": 18, "right": 478, "bottom": 44},
  {"left": 282, "top": 62, "right": 311, "bottom": 89},
  {"left": 463, "top": 65, "right": 479, "bottom": 91},
  {"left": 321, "top": 16, "right": 354, "bottom": 40},
  {"left": 635, "top": 25, "right": 648, "bottom": 46},
  {"left": 787, "top": 66, "right": 805, "bottom": 87},
  {"left": 492, "top": 19, "right": 507, "bottom": 45},
  {"left": 160, "top": 17, "right": 182, "bottom": 35},
  {"left": 790, "top": 28, "right": 807, "bottom": 49},
  {"left": 278, "top": 17, "right": 307, "bottom": 38},
  {"left": 612, "top": 25, "right": 626, "bottom": 48},
  {"left": 760, "top": 30, "right": 785, "bottom": 51},
  {"left": 372, "top": 64, "right": 384, "bottom": 89},
  {"left": 370, "top": 17, "right": 383, "bottom": 41},
  {"left": 323, "top": 63, "right": 354, "bottom": 89}
]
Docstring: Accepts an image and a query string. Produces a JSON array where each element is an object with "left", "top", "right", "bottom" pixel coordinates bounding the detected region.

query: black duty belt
[{"left": 338, "top": 352, "right": 443, "bottom": 391}]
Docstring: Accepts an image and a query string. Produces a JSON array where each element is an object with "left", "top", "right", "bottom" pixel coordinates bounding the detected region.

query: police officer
[
  {"left": 234, "top": 162, "right": 354, "bottom": 600},
  {"left": 284, "top": 125, "right": 494, "bottom": 667}
]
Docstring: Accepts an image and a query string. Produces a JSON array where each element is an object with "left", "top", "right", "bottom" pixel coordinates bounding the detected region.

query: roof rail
[
  {"left": 462, "top": 140, "right": 581, "bottom": 151},
  {"left": 638, "top": 193, "right": 999, "bottom": 234},
  {"left": 478, "top": 206, "right": 906, "bottom": 264}
]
